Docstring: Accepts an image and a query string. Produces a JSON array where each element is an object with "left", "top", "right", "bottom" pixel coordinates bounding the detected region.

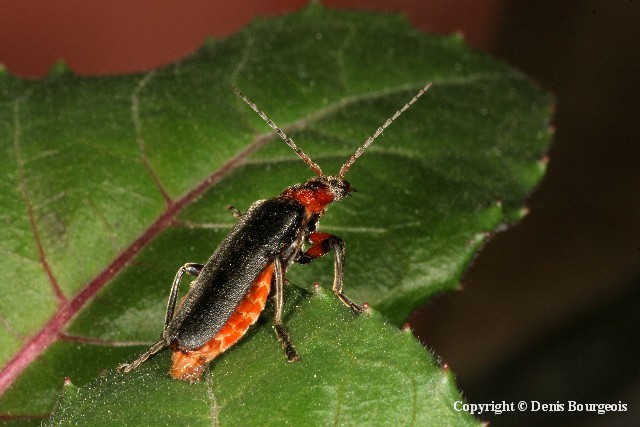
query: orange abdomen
[{"left": 170, "top": 263, "right": 274, "bottom": 381}]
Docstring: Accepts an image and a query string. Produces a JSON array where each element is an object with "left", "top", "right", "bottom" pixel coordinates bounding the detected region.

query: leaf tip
[
  {"left": 61, "top": 377, "right": 79, "bottom": 395},
  {"left": 468, "top": 232, "right": 489, "bottom": 249},
  {"left": 203, "top": 35, "right": 216, "bottom": 49},
  {"left": 546, "top": 122, "right": 556, "bottom": 136},
  {"left": 440, "top": 361, "right": 460, "bottom": 386},
  {"left": 309, "top": 282, "right": 331, "bottom": 301},
  {"left": 303, "top": 0, "right": 325, "bottom": 13},
  {"left": 449, "top": 31, "right": 466, "bottom": 45},
  {"left": 50, "top": 59, "right": 70, "bottom": 76},
  {"left": 540, "top": 152, "right": 550, "bottom": 166},
  {"left": 517, "top": 205, "right": 530, "bottom": 219},
  {"left": 0, "top": 63, "right": 6, "bottom": 77}
]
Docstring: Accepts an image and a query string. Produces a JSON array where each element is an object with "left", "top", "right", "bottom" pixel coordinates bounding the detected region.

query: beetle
[{"left": 117, "top": 83, "right": 432, "bottom": 381}]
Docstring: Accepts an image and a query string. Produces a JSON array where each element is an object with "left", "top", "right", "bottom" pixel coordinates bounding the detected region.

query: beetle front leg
[
  {"left": 273, "top": 257, "right": 300, "bottom": 361},
  {"left": 298, "top": 232, "right": 364, "bottom": 314}
]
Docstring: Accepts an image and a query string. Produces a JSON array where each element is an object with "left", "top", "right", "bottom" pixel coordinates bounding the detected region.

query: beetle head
[
  {"left": 305, "top": 175, "right": 353, "bottom": 202},
  {"left": 281, "top": 175, "right": 353, "bottom": 213}
]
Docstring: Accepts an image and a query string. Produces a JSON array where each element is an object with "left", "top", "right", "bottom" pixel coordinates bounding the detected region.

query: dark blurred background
[{"left": 1, "top": 1, "right": 638, "bottom": 425}]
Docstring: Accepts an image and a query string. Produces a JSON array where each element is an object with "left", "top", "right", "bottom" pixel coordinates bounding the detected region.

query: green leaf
[
  {"left": 46, "top": 287, "right": 478, "bottom": 426},
  {"left": 0, "top": 4, "right": 551, "bottom": 424}
]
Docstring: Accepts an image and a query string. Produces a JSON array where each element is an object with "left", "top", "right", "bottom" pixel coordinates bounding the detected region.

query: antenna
[
  {"left": 339, "top": 83, "right": 432, "bottom": 179},
  {"left": 233, "top": 86, "right": 323, "bottom": 176}
]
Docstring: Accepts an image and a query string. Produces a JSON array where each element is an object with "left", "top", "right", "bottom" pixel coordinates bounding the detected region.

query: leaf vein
[
  {"left": 12, "top": 94, "right": 67, "bottom": 307},
  {"left": 84, "top": 197, "right": 121, "bottom": 251},
  {"left": 131, "top": 70, "right": 173, "bottom": 205},
  {"left": 57, "top": 333, "right": 152, "bottom": 347},
  {"left": 206, "top": 372, "right": 220, "bottom": 427},
  {"left": 171, "top": 220, "right": 235, "bottom": 230},
  {"left": 334, "top": 22, "right": 357, "bottom": 92},
  {"left": 0, "top": 97, "right": 278, "bottom": 396},
  {"left": 229, "top": 31, "right": 254, "bottom": 88}
]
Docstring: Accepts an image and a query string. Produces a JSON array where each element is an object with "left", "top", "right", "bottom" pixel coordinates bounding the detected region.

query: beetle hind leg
[
  {"left": 165, "top": 262, "right": 204, "bottom": 329},
  {"left": 117, "top": 339, "right": 167, "bottom": 373},
  {"left": 273, "top": 258, "right": 300, "bottom": 361},
  {"left": 117, "top": 262, "right": 204, "bottom": 374}
]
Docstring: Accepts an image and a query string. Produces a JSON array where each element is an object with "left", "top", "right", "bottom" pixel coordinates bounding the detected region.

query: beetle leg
[
  {"left": 117, "top": 339, "right": 166, "bottom": 373},
  {"left": 226, "top": 205, "right": 243, "bottom": 219},
  {"left": 273, "top": 257, "right": 300, "bottom": 361},
  {"left": 117, "top": 262, "right": 204, "bottom": 373},
  {"left": 298, "top": 232, "right": 363, "bottom": 314},
  {"left": 165, "top": 263, "right": 204, "bottom": 330}
]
